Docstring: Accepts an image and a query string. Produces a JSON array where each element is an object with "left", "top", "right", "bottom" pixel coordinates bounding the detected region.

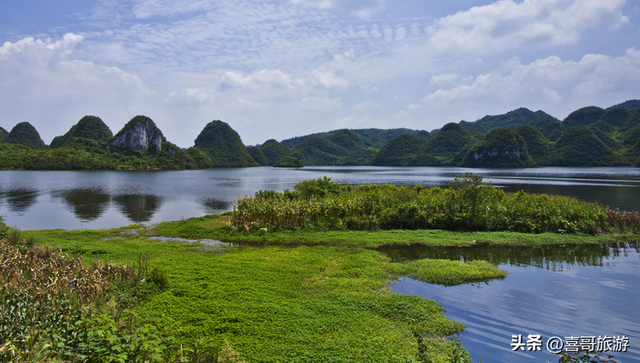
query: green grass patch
[
  {"left": 26, "top": 226, "right": 514, "bottom": 362},
  {"left": 150, "top": 214, "right": 638, "bottom": 248},
  {"left": 405, "top": 259, "right": 508, "bottom": 286}
]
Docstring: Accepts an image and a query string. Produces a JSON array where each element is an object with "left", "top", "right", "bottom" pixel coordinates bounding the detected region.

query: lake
[
  {"left": 383, "top": 242, "right": 640, "bottom": 362},
  {"left": 1, "top": 166, "right": 639, "bottom": 230},
  {"left": 1, "top": 166, "right": 639, "bottom": 362}
]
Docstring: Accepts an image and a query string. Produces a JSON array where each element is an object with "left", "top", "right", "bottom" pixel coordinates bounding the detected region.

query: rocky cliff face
[{"left": 109, "top": 116, "right": 164, "bottom": 153}]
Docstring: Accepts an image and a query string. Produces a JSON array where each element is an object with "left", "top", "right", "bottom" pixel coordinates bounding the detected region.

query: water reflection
[
  {"left": 2, "top": 189, "right": 38, "bottom": 213},
  {"left": 58, "top": 188, "right": 110, "bottom": 221},
  {"left": 112, "top": 194, "right": 162, "bottom": 223},
  {"left": 389, "top": 243, "right": 640, "bottom": 363},
  {"left": 377, "top": 242, "right": 640, "bottom": 270},
  {"left": 201, "top": 198, "right": 232, "bottom": 214}
]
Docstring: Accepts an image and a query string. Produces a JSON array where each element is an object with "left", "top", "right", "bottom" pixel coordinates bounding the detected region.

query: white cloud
[
  {"left": 290, "top": 0, "right": 386, "bottom": 18},
  {"left": 132, "top": 0, "right": 213, "bottom": 19},
  {"left": 427, "top": 0, "right": 629, "bottom": 54},
  {"left": 220, "top": 69, "right": 299, "bottom": 90},
  {"left": 0, "top": 34, "right": 152, "bottom": 143},
  {"left": 165, "top": 88, "right": 215, "bottom": 105},
  {"left": 353, "top": 100, "right": 381, "bottom": 110},
  {"left": 407, "top": 104, "right": 422, "bottom": 110},
  {"left": 430, "top": 73, "right": 460, "bottom": 85},
  {"left": 423, "top": 47, "right": 640, "bottom": 119},
  {"left": 299, "top": 96, "right": 343, "bottom": 111}
]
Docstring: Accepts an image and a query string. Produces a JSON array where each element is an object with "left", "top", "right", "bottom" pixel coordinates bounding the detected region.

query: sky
[{"left": 1, "top": 0, "right": 639, "bottom": 147}]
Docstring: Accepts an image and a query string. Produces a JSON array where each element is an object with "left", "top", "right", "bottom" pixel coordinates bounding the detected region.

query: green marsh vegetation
[
  {"left": 3, "top": 174, "right": 638, "bottom": 362},
  {"left": 232, "top": 174, "right": 613, "bottom": 235}
]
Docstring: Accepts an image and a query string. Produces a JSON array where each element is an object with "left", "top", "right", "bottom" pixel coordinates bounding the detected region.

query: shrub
[{"left": 233, "top": 174, "right": 609, "bottom": 235}]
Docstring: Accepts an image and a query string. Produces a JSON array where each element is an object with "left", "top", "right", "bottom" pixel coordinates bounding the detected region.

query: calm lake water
[
  {"left": 1, "top": 166, "right": 639, "bottom": 230},
  {"left": 383, "top": 243, "right": 640, "bottom": 363},
  {"left": 1, "top": 166, "right": 639, "bottom": 362}
]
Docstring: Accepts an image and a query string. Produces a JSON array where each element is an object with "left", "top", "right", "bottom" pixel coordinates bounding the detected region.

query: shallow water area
[{"left": 387, "top": 243, "right": 640, "bottom": 362}]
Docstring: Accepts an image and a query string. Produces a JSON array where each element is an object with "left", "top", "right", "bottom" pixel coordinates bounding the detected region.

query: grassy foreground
[
  {"left": 21, "top": 214, "right": 638, "bottom": 362},
  {"left": 8, "top": 220, "right": 520, "bottom": 363}
]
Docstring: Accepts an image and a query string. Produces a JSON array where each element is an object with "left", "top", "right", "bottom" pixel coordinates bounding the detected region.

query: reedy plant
[{"left": 232, "top": 175, "right": 610, "bottom": 235}]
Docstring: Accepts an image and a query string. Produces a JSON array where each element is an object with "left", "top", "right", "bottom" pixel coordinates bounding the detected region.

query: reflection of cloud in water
[
  {"left": 58, "top": 188, "right": 110, "bottom": 221},
  {"left": 201, "top": 198, "right": 232, "bottom": 214},
  {"left": 3, "top": 189, "right": 38, "bottom": 213},
  {"left": 113, "top": 194, "right": 162, "bottom": 223}
]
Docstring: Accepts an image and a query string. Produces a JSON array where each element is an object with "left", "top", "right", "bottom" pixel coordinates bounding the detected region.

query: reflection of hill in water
[
  {"left": 377, "top": 242, "right": 640, "bottom": 270},
  {"left": 59, "top": 188, "right": 110, "bottom": 221},
  {"left": 202, "top": 198, "right": 231, "bottom": 214},
  {"left": 113, "top": 194, "right": 162, "bottom": 223},
  {"left": 2, "top": 189, "right": 38, "bottom": 213}
]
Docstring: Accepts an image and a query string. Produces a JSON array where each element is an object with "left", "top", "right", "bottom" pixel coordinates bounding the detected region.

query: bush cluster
[{"left": 233, "top": 174, "right": 609, "bottom": 235}]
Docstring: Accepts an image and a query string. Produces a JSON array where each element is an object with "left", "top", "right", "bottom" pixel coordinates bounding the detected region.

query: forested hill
[
  {"left": 0, "top": 116, "right": 254, "bottom": 170},
  {"left": 1, "top": 100, "right": 639, "bottom": 170},
  {"left": 280, "top": 128, "right": 420, "bottom": 149}
]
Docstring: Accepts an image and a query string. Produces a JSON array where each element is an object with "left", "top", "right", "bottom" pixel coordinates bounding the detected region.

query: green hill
[
  {"left": 606, "top": 99, "right": 640, "bottom": 111},
  {"left": 562, "top": 106, "right": 605, "bottom": 129},
  {"left": 590, "top": 107, "right": 633, "bottom": 134},
  {"left": 193, "top": 120, "right": 258, "bottom": 167},
  {"left": 50, "top": 116, "right": 113, "bottom": 148},
  {"left": 247, "top": 146, "right": 268, "bottom": 166},
  {"left": 281, "top": 128, "right": 419, "bottom": 149},
  {"left": 260, "top": 139, "right": 292, "bottom": 165},
  {"left": 2, "top": 122, "right": 46, "bottom": 149},
  {"left": 422, "top": 123, "right": 475, "bottom": 165},
  {"left": 0, "top": 127, "right": 7, "bottom": 141},
  {"left": 515, "top": 125, "right": 551, "bottom": 163},
  {"left": 461, "top": 128, "right": 536, "bottom": 168},
  {"left": 538, "top": 121, "right": 564, "bottom": 142},
  {"left": 544, "top": 127, "right": 630, "bottom": 166},
  {"left": 371, "top": 134, "right": 425, "bottom": 166},
  {"left": 468, "top": 108, "right": 559, "bottom": 131},
  {"left": 291, "top": 130, "right": 377, "bottom": 166}
]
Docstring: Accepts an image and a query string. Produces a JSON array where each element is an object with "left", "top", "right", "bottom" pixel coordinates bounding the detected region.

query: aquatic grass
[
  {"left": 405, "top": 259, "right": 508, "bottom": 286},
  {"left": 25, "top": 229, "right": 511, "bottom": 362}
]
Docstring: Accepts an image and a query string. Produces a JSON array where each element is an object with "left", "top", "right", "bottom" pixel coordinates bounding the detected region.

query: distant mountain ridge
[{"left": 1, "top": 99, "right": 639, "bottom": 169}]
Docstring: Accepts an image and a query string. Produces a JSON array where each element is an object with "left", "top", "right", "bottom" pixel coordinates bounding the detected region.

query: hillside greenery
[
  {"left": 273, "top": 155, "right": 304, "bottom": 167},
  {"left": 259, "top": 139, "right": 291, "bottom": 165},
  {"left": 50, "top": 116, "right": 113, "bottom": 148},
  {"left": 460, "top": 128, "right": 536, "bottom": 168},
  {"left": 2, "top": 99, "right": 640, "bottom": 170},
  {"left": 193, "top": 120, "right": 259, "bottom": 167},
  {"left": 514, "top": 125, "right": 551, "bottom": 163},
  {"left": 1, "top": 122, "right": 46, "bottom": 150},
  {"left": 0, "top": 126, "right": 7, "bottom": 141},
  {"left": 246, "top": 146, "right": 268, "bottom": 166},
  {"left": 562, "top": 106, "right": 606, "bottom": 128}
]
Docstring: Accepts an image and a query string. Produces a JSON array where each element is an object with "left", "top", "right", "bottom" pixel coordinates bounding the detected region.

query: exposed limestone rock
[{"left": 109, "top": 116, "right": 164, "bottom": 153}]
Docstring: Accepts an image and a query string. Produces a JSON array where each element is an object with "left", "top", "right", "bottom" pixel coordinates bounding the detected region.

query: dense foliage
[
  {"left": 50, "top": 116, "right": 113, "bottom": 148},
  {"left": 460, "top": 128, "right": 536, "bottom": 168},
  {"left": 1, "top": 122, "right": 45, "bottom": 150},
  {"left": 233, "top": 175, "right": 608, "bottom": 235},
  {"left": 2, "top": 99, "right": 639, "bottom": 169},
  {"left": 0, "top": 139, "right": 202, "bottom": 170},
  {"left": 273, "top": 155, "right": 304, "bottom": 167},
  {"left": 246, "top": 146, "right": 268, "bottom": 166},
  {"left": 194, "top": 120, "right": 258, "bottom": 167},
  {"left": 0, "top": 126, "right": 7, "bottom": 141},
  {"left": 258, "top": 139, "right": 291, "bottom": 165},
  {"left": 469, "top": 107, "right": 559, "bottom": 131}
]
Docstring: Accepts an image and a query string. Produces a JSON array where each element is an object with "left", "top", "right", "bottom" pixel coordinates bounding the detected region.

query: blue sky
[{"left": 1, "top": 0, "right": 639, "bottom": 147}]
